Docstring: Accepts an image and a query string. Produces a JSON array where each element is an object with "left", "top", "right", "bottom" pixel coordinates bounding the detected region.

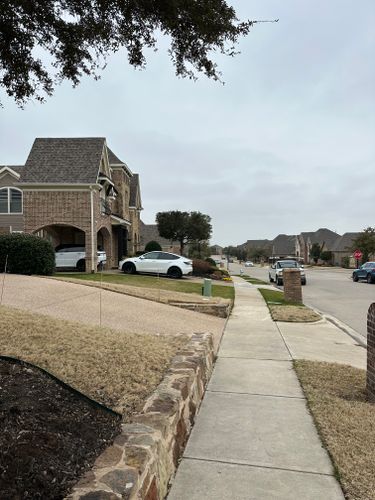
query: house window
[{"left": 0, "top": 188, "right": 23, "bottom": 214}]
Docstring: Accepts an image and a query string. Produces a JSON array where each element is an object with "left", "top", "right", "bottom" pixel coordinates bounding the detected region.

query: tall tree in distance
[
  {"left": 352, "top": 227, "right": 375, "bottom": 263},
  {"left": 156, "top": 210, "right": 212, "bottom": 256},
  {"left": 1, "top": 0, "right": 255, "bottom": 106}
]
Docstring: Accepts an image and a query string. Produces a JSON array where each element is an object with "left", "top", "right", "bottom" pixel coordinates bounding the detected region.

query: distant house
[
  {"left": 1, "top": 138, "right": 143, "bottom": 271},
  {"left": 210, "top": 244, "right": 223, "bottom": 255},
  {"left": 139, "top": 221, "right": 180, "bottom": 254},
  {"left": 271, "top": 234, "right": 300, "bottom": 261},
  {"left": 298, "top": 228, "right": 340, "bottom": 264},
  {"left": 0, "top": 165, "right": 24, "bottom": 233},
  {"left": 331, "top": 232, "right": 360, "bottom": 267}
]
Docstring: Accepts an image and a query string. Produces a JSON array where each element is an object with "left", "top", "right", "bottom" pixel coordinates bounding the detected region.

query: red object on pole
[{"left": 353, "top": 250, "right": 363, "bottom": 260}]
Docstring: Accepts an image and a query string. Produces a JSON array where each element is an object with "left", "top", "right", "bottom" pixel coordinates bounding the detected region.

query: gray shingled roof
[
  {"left": 331, "top": 232, "right": 360, "bottom": 252},
  {"left": 272, "top": 234, "right": 297, "bottom": 255},
  {"left": 0, "top": 165, "right": 24, "bottom": 174},
  {"left": 300, "top": 228, "right": 340, "bottom": 250},
  {"left": 140, "top": 221, "right": 178, "bottom": 247},
  {"left": 20, "top": 138, "right": 106, "bottom": 184},
  {"left": 240, "top": 239, "right": 272, "bottom": 250},
  {"left": 107, "top": 148, "right": 125, "bottom": 165}
]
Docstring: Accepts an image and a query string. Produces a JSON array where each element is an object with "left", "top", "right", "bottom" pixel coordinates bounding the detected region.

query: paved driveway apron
[
  {"left": 0, "top": 275, "right": 225, "bottom": 348},
  {"left": 168, "top": 277, "right": 344, "bottom": 500}
]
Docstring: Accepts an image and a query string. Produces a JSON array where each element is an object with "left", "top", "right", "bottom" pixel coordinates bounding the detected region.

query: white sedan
[{"left": 119, "top": 251, "right": 193, "bottom": 279}]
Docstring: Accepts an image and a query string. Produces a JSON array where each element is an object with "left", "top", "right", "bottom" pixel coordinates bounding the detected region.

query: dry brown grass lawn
[
  {"left": 0, "top": 305, "right": 186, "bottom": 419},
  {"left": 294, "top": 360, "right": 375, "bottom": 500},
  {"left": 269, "top": 304, "right": 321, "bottom": 322}
]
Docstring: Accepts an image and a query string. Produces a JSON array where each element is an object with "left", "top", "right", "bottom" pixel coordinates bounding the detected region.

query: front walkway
[{"left": 168, "top": 277, "right": 344, "bottom": 499}]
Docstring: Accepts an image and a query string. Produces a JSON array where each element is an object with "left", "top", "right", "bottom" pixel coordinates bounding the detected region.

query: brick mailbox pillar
[
  {"left": 283, "top": 269, "right": 302, "bottom": 304},
  {"left": 366, "top": 303, "right": 375, "bottom": 402}
]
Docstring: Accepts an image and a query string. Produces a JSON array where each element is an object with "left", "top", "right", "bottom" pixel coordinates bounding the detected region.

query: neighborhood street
[{"left": 231, "top": 263, "right": 374, "bottom": 339}]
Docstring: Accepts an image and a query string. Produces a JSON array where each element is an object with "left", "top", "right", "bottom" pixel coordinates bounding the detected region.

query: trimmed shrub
[
  {"left": 205, "top": 257, "right": 216, "bottom": 267},
  {"left": 0, "top": 233, "right": 55, "bottom": 275},
  {"left": 145, "top": 240, "right": 162, "bottom": 252},
  {"left": 193, "top": 259, "right": 214, "bottom": 276}
]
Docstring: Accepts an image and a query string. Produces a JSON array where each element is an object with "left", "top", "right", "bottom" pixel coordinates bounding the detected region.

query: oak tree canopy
[{"left": 1, "top": 0, "right": 253, "bottom": 105}]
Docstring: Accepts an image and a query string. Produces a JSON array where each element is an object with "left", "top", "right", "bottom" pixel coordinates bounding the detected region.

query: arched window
[{"left": 0, "top": 187, "right": 23, "bottom": 214}]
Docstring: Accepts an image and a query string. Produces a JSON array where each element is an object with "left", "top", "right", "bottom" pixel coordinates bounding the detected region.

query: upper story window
[{"left": 0, "top": 187, "right": 23, "bottom": 214}]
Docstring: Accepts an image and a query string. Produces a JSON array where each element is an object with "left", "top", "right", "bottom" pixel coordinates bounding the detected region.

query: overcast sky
[{"left": 0, "top": 0, "right": 374, "bottom": 246}]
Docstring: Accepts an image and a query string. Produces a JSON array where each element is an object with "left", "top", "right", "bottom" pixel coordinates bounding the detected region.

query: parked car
[
  {"left": 119, "top": 251, "right": 193, "bottom": 279},
  {"left": 55, "top": 246, "right": 107, "bottom": 271},
  {"left": 245, "top": 261, "right": 254, "bottom": 267},
  {"left": 269, "top": 260, "right": 306, "bottom": 286},
  {"left": 352, "top": 262, "right": 375, "bottom": 284}
]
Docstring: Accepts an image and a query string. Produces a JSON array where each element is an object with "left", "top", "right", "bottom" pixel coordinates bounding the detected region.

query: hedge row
[{"left": 0, "top": 234, "right": 55, "bottom": 275}]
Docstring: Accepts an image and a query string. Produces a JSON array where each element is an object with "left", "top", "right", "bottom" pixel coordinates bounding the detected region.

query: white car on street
[
  {"left": 119, "top": 251, "right": 193, "bottom": 279},
  {"left": 245, "top": 261, "right": 254, "bottom": 267},
  {"left": 269, "top": 260, "right": 306, "bottom": 286}
]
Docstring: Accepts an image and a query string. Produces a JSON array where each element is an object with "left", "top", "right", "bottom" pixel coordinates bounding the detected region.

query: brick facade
[
  {"left": 283, "top": 269, "right": 302, "bottom": 303},
  {"left": 23, "top": 189, "right": 114, "bottom": 270},
  {"left": 366, "top": 303, "right": 375, "bottom": 402}
]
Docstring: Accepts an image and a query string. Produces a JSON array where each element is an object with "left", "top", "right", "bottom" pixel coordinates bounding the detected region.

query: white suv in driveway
[
  {"left": 55, "top": 246, "right": 107, "bottom": 271},
  {"left": 119, "top": 251, "right": 193, "bottom": 279},
  {"left": 269, "top": 260, "right": 306, "bottom": 286}
]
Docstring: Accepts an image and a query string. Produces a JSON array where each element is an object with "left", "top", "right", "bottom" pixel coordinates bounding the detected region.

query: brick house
[
  {"left": 0, "top": 165, "right": 25, "bottom": 233},
  {"left": 2, "top": 138, "right": 142, "bottom": 271}
]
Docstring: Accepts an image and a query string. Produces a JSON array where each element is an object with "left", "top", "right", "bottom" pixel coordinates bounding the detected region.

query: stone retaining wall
[
  {"left": 367, "top": 303, "right": 375, "bottom": 402},
  {"left": 67, "top": 332, "right": 215, "bottom": 500}
]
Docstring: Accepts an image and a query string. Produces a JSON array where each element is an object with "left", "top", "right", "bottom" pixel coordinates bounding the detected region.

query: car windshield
[{"left": 278, "top": 261, "right": 298, "bottom": 268}]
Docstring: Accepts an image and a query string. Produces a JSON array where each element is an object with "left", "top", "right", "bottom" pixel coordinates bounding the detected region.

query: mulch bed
[{"left": 0, "top": 358, "right": 122, "bottom": 499}]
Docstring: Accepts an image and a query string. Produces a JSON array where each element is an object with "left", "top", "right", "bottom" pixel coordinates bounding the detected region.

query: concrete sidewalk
[{"left": 168, "top": 277, "right": 346, "bottom": 500}]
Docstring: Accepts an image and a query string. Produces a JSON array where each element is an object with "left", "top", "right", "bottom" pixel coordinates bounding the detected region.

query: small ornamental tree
[
  {"left": 320, "top": 250, "right": 332, "bottom": 264},
  {"left": 310, "top": 243, "right": 321, "bottom": 264},
  {"left": 144, "top": 240, "right": 162, "bottom": 252},
  {"left": 0, "top": 233, "right": 55, "bottom": 275},
  {"left": 351, "top": 227, "right": 375, "bottom": 263},
  {"left": 156, "top": 210, "right": 212, "bottom": 256}
]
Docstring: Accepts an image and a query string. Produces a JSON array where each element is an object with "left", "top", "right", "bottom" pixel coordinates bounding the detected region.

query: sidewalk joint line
[
  {"left": 182, "top": 456, "right": 335, "bottom": 478},
  {"left": 206, "top": 389, "right": 304, "bottom": 399}
]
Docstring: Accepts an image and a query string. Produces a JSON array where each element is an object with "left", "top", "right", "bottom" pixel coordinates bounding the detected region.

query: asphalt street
[{"left": 230, "top": 263, "right": 375, "bottom": 339}]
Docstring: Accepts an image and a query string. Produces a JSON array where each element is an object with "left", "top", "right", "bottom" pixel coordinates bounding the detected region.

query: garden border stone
[{"left": 67, "top": 332, "right": 215, "bottom": 500}]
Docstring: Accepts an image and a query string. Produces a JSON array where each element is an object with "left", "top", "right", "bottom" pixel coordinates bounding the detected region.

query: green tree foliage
[
  {"left": 1, "top": 0, "right": 253, "bottom": 105},
  {"left": 0, "top": 233, "right": 55, "bottom": 275},
  {"left": 248, "top": 247, "right": 270, "bottom": 262},
  {"left": 156, "top": 210, "right": 212, "bottom": 256},
  {"left": 320, "top": 250, "right": 332, "bottom": 264},
  {"left": 144, "top": 240, "right": 162, "bottom": 252},
  {"left": 310, "top": 242, "right": 321, "bottom": 264},
  {"left": 351, "top": 227, "right": 375, "bottom": 263}
]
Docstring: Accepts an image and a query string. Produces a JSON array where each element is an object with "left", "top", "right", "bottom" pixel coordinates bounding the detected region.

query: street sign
[{"left": 353, "top": 250, "right": 363, "bottom": 260}]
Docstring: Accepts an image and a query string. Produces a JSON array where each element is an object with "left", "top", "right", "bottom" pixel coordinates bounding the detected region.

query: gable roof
[
  {"left": 107, "top": 148, "right": 125, "bottom": 165},
  {"left": 300, "top": 228, "right": 340, "bottom": 250},
  {"left": 331, "top": 232, "right": 360, "bottom": 252},
  {"left": 20, "top": 138, "right": 106, "bottom": 184},
  {"left": 0, "top": 165, "right": 24, "bottom": 178},
  {"left": 272, "top": 234, "right": 297, "bottom": 255}
]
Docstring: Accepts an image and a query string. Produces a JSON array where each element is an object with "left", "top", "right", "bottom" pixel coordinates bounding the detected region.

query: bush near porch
[{"left": 0, "top": 233, "right": 55, "bottom": 275}]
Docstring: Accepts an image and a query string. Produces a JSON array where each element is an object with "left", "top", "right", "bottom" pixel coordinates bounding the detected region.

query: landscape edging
[{"left": 67, "top": 332, "right": 215, "bottom": 500}]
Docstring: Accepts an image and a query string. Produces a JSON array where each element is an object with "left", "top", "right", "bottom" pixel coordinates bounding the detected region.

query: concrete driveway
[{"left": 0, "top": 275, "right": 225, "bottom": 349}]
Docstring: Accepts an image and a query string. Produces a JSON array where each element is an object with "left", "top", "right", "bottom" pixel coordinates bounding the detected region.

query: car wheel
[
  {"left": 353, "top": 274, "right": 359, "bottom": 282},
  {"left": 76, "top": 259, "right": 85, "bottom": 272},
  {"left": 122, "top": 262, "right": 136, "bottom": 274},
  {"left": 168, "top": 266, "right": 182, "bottom": 279},
  {"left": 276, "top": 277, "right": 282, "bottom": 286},
  {"left": 269, "top": 274, "right": 274, "bottom": 283},
  {"left": 301, "top": 279, "right": 306, "bottom": 286},
  {"left": 367, "top": 273, "right": 374, "bottom": 284}
]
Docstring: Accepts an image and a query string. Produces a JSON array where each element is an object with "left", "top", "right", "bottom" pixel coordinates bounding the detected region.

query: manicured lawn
[
  {"left": 258, "top": 288, "right": 321, "bottom": 322},
  {"left": 236, "top": 275, "right": 268, "bottom": 285},
  {"left": 295, "top": 361, "right": 374, "bottom": 500},
  {"left": 57, "top": 273, "right": 235, "bottom": 300}
]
